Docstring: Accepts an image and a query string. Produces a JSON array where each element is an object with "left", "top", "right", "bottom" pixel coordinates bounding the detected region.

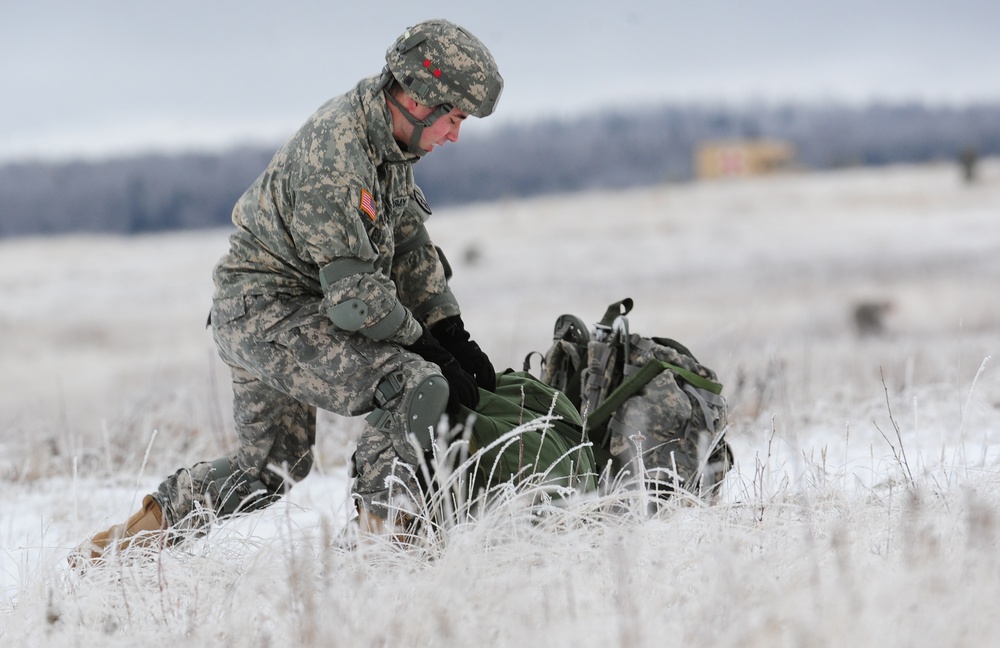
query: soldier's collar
[{"left": 361, "top": 75, "right": 418, "bottom": 165}]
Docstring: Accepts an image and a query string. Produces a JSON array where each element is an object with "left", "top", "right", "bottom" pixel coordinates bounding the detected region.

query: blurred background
[{"left": 2, "top": 0, "right": 999, "bottom": 236}]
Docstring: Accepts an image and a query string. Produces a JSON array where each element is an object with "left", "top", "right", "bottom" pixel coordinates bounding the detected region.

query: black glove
[
  {"left": 430, "top": 316, "right": 497, "bottom": 392},
  {"left": 405, "top": 325, "right": 480, "bottom": 412}
]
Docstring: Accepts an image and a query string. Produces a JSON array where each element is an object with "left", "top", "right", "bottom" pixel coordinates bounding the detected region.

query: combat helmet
[{"left": 383, "top": 19, "right": 503, "bottom": 154}]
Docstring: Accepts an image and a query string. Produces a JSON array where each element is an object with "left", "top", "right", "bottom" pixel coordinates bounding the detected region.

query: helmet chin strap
[{"left": 384, "top": 89, "right": 452, "bottom": 157}]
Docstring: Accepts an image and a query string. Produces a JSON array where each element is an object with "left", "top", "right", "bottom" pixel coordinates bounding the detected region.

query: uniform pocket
[{"left": 212, "top": 296, "right": 249, "bottom": 325}]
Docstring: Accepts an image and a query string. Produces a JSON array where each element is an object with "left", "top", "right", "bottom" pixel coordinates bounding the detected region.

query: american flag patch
[{"left": 359, "top": 188, "right": 377, "bottom": 222}]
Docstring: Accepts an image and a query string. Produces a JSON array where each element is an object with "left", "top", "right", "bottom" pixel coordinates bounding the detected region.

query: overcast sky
[{"left": 2, "top": 0, "right": 998, "bottom": 162}]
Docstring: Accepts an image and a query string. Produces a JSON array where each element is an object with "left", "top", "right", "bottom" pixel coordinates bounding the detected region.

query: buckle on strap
[{"left": 374, "top": 370, "right": 406, "bottom": 408}]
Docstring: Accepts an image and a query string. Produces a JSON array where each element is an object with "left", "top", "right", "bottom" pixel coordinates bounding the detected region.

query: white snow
[{"left": 1, "top": 160, "right": 999, "bottom": 646}]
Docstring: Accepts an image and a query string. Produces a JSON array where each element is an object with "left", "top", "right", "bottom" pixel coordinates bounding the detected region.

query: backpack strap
[
  {"left": 587, "top": 358, "right": 724, "bottom": 444},
  {"left": 522, "top": 350, "right": 544, "bottom": 374},
  {"left": 629, "top": 338, "right": 723, "bottom": 396},
  {"left": 683, "top": 383, "right": 724, "bottom": 435},
  {"left": 595, "top": 298, "right": 634, "bottom": 331},
  {"left": 553, "top": 314, "right": 591, "bottom": 346}
]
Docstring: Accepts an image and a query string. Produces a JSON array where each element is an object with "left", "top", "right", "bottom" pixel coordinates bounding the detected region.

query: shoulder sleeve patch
[
  {"left": 412, "top": 185, "right": 432, "bottom": 216},
  {"left": 359, "top": 187, "right": 377, "bottom": 222}
]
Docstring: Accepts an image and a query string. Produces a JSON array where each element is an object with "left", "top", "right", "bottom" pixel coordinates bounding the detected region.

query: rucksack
[
  {"left": 409, "top": 371, "right": 596, "bottom": 534},
  {"left": 527, "top": 298, "right": 732, "bottom": 503},
  {"left": 459, "top": 370, "right": 597, "bottom": 496}
]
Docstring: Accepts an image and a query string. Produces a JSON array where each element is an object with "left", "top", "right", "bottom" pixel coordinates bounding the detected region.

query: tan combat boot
[
  {"left": 356, "top": 502, "right": 414, "bottom": 543},
  {"left": 69, "top": 494, "right": 169, "bottom": 569}
]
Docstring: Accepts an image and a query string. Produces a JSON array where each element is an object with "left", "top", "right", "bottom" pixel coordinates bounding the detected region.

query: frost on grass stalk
[
  {"left": 378, "top": 388, "right": 605, "bottom": 548},
  {"left": 408, "top": 427, "right": 587, "bottom": 549},
  {"left": 960, "top": 355, "right": 992, "bottom": 437},
  {"left": 875, "top": 366, "right": 915, "bottom": 490}
]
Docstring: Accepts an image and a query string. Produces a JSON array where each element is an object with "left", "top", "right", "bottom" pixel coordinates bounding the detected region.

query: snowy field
[{"left": 2, "top": 160, "right": 999, "bottom": 646}]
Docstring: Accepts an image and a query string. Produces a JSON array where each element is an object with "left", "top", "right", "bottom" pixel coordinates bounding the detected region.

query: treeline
[
  {"left": 416, "top": 102, "right": 1000, "bottom": 204},
  {"left": 0, "top": 148, "right": 275, "bottom": 238},
  {"left": 2, "top": 102, "right": 998, "bottom": 238}
]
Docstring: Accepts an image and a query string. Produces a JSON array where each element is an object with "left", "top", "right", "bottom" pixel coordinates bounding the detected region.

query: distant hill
[{"left": 1, "top": 102, "right": 998, "bottom": 238}]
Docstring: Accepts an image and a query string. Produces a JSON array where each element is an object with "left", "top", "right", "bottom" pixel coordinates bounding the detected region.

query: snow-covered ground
[{"left": 2, "top": 160, "right": 999, "bottom": 646}]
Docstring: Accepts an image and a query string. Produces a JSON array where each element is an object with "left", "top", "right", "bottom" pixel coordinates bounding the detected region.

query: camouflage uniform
[{"left": 153, "top": 73, "right": 462, "bottom": 531}]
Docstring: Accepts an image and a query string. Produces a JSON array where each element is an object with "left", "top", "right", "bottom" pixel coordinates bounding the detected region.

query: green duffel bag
[{"left": 458, "top": 370, "right": 597, "bottom": 498}]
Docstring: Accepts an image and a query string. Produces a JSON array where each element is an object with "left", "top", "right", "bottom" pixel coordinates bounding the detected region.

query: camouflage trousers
[{"left": 153, "top": 292, "right": 437, "bottom": 533}]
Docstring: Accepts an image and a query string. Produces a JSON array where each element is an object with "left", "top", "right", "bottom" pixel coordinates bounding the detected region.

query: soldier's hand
[
  {"left": 405, "top": 325, "right": 480, "bottom": 412},
  {"left": 430, "top": 315, "right": 496, "bottom": 392}
]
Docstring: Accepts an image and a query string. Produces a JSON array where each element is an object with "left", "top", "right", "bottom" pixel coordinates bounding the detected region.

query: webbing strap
[
  {"left": 392, "top": 223, "right": 431, "bottom": 259},
  {"left": 522, "top": 350, "right": 544, "bottom": 373},
  {"left": 597, "top": 298, "right": 634, "bottom": 329},
  {"left": 583, "top": 342, "right": 615, "bottom": 417},
  {"left": 586, "top": 359, "right": 723, "bottom": 434},
  {"left": 319, "top": 257, "right": 375, "bottom": 290},
  {"left": 660, "top": 361, "right": 722, "bottom": 396},
  {"left": 373, "top": 370, "right": 406, "bottom": 408},
  {"left": 411, "top": 291, "right": 459, "bottom": 321},
  {"left": 685, "top": 383, "right": 718, "bottom": 435},
  {"left": 209, "top": 458, "right": 271, "bottom": 518},
  {"left": 361, "top": 300, "right": 407, "bottom": 341}
]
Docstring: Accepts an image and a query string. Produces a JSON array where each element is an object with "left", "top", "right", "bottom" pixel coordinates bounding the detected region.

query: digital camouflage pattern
[
  {"left": 536, "top": 300, "right": 733, "bottom": 503},
  {"left": 213, "top": 74, "right": 459, "bottom": 344},
  {"left": 601, "top": 336, "right": 731, "bottom": 499},
  {"left": 153, "top": 71, "right": 465, "bottom": 531}
]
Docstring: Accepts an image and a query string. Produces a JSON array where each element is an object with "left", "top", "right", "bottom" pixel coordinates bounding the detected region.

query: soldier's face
[
  {"left": 411, "top": 105, "right": 468, "bottom": 154},
  {"left": 415, "top": 106, "right": 468, "bottom": 153}
]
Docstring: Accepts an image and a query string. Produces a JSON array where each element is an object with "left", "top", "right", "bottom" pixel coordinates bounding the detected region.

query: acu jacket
[{"left": 213, "top": 75, "right": 460, "bottom": 346}]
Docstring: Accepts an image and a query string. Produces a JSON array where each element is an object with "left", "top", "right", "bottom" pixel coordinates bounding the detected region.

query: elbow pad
[
  {"left": 327, "top": 297, "right": 407, "bottom": 341},
  {"left": 320, "top": 257, "right": 408, "bottom": 341}
]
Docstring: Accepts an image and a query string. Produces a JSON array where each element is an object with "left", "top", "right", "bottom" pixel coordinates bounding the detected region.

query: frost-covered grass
[
  {"left": 2, "top": 160, "right": 999, "bottom": 646},
  {"left": 8, "top": 469, "right": 1000, "bottom": 646}
]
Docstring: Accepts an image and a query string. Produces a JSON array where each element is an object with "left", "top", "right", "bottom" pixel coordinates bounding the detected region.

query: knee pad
[
  {"left": 366, "top": 371, "right": 449, "bottom": 463},
  {"left": 207, "top": 458, "right": 279, "bottom": 517},
  {"left": 404, "top": 373, "right": 450, "bottom": 450}
]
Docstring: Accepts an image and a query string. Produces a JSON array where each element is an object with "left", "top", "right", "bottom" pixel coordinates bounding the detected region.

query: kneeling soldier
[{"left": 71, "top": 19, "right": 503, "bottom": 565}]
